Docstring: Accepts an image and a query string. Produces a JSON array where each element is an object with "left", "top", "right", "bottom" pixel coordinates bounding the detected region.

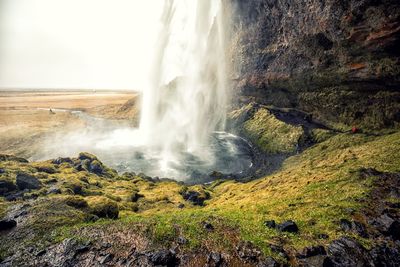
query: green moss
[
  {"left": 0, "top": 201, "right": 7, "bottom": 219},
  {"left": 243, "top": 108, "right": 304, "bottom": 153},
  {"left": 31, "top": 162, "right": 58, "bottom": 174},
  {"left": 311, "top": 128, "right": 336, "bottom": 143},
  {"left": 1, "top": 131, "right": 400, "bottom": 259},
  {"left": 64, "top": 196, "right": 88, "bottom": 209},
  {"left": 87, "top": 196, "right": 119, "bottom": 219}
]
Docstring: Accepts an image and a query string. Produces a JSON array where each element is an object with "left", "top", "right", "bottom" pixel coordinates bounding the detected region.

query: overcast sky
[{"left": 0, "top": 0, "right": 163, "bottom": 90}]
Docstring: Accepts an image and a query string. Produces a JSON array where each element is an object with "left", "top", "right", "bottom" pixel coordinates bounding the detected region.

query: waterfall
[
  {"left": 139, "top": 0, "right": 229, "bottom": 176},
  {"left": 38, "top": 0, "right": 253, "bottom": 182}
]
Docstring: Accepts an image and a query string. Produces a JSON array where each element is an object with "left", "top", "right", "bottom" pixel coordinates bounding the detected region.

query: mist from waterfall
[
  {"left": 139, "top": 0, "right": 229, "bottom": 175},
  {"left": 37, "top": 0, "right": 253, "bottom": 182}
]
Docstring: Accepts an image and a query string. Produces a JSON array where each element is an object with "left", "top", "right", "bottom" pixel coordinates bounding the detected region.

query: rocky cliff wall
[{"left": 227, "top": 0, "right": 400, "bottom": 130}]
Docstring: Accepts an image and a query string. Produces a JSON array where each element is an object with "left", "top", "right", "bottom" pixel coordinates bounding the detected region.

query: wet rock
[
  {"left": 0, "top": 219, "right": 17, "bottom": 231},
  {"left": 130, "top": 191, "right": 144, "bottom": 202},
  {"left": 100, "top": 253, "right": 114, "bottom": 264},
  {"left": 0, "top": 180, "right": 17, "bottom": 195},
  {"left": 340, "top": 219, "right": 368, "bottom": 237},
  {"left": 327, "top": 237, "right": 374, "bottom": 267},
  {"left": 297, "top": 246, "right": 326, "bottom": 259},
  {"left": 277, "top": 220, "right": 298, "bottom": 233},
  {"left": 16, "top": 173, "right": 42, "bottom": 190},
  {"left": 147, "top": 249, "right": 179, "bottom": 267},
  {"left": 298, "top": 255, "right": 332, "bottom": 267},
  {"left": 36, "top": 250, "right": 46, "bottom": 257},
  {"left": 370, "top": 244, "right": 400, "bottom": 267},
  {"left": 269, "top": 244, "right": 289, "bottom": 260},
  {"left": 371, "top": 213, "right": 395, "bottom": 234},
  {"left": 352, "top": 221, "right": 369, "bottom": 238},
  {"left": 181, "top": 190, "right": 210, "bottom": 206},
  {"left": 74, "top": 243, "right": 90, "bottom": 255},
  {"left": 78, "top": 152, "right": 98, "bottom": 161},
  {"left": 258, "top": 257, "right": 279, "bottom": 267},
  {"left": 89, "top": 160, "right": 104, "bottom": 175},
  {"left": 264, "top": 220, "right": 276, "bottom": 229},
  {"left": 4, "top": 190, "right": 26, "bottom": 201},
  {"left": 47, "top": 187, "right": 62, "bottom": 195},
  {"left": 207, "top": 252, "right": 223, "bottom": 266},
  {"left": 388, "top": 221, "right": 400, "bottom": 240},
  {"left": 339, "top": 219, "right": 352, "bottom": 232},
  {"left": 236, "top": 241, "right": 262, "bottom": 263},
  {"left": 52, "top": 157, "right": 73, "bottom": 165}
]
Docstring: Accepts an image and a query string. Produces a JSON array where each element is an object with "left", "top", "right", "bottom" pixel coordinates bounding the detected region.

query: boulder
[
  {"left": 297, "top": 246, "right": 326, "bottom": 259},
  {"left": 370, "top": 244, "right": 400, "bottom": 267},
  {"left": 78, "top": 152, "right": 98, "bottom": 161},
  {"left": 327, "top": 237, "right": 374, "bottom": 266},
  {"left": 16, "top": 173, "right": 42, "bottom": 190},
  {"left": 388, "top": 221, "right": 400, "bottom": 240},
  {"left": 147, "top": 249, "right": 179, "bottom": 267},
  {"left": 47, "top": 187, "right": 62, "bottom": 195},
  {"left": 0, "top": 219, "right": 17, "bottom": 231},
  {"left": 0, "top": 180, "right": 17, "bottom": 195},
  {"left": 202, "top": 221, "right": 214, "bottom": 231},
  {"left": 259, "top": 257, "right": 279, "bottom": 267},
  {"left": 264, "top": 220, "right": 276, "bottom": 229},
  {"left": 181, "top": 186, "right": 210, "bottom": 206},
  {"left": 52, "top": 157, "right": 73, "bottom": 165},
  {"left": 88, "top": 160, "right": 104, "bottom": 175},
  {"left": 236, "top": 241, "right": 262, "bottom": 263},
  {"left": 207, "top": 252, "right": 222, "bottom": 266},
  {"left": 277, "top": 220, "right": 299, "bottom": 233},
  {"left": 340, "top": 219, "right": 369, "bottom": 237},
  {"left": 88, "top": 197, "right": 119, "bottom": 219}
]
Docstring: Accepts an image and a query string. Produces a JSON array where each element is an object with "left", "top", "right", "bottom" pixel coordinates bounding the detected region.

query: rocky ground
[{"left": 1, "top": 121, "right": 399, "bottom": 266}]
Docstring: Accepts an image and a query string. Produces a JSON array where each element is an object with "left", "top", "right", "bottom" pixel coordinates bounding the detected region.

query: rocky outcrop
[{"left": 227, "top": 0, "right": 400, "bottom": 130}]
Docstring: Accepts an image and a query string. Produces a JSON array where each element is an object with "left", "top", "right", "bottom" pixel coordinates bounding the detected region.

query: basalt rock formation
[{"left": 227, "top": 0, "right": 400, "bottom": 130}]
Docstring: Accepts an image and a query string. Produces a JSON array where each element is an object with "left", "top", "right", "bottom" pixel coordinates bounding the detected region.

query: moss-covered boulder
[
  {"left": 180, "top": 185, "right": 211, "bottom": 206},
  {"left": 16, "top": 173, "right": 42, "bottom": 190},
  {"left": 87, "top": 196, "right": 119, "bottom": 219},
  {"left": 230, "top": 103, "right": 306, "bottom": 154}
]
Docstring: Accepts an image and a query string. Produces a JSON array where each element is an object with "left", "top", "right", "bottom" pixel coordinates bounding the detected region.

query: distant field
[
  {"left": 0, "top": 90, "right": 138, "bottom": 159},
  {"left": 0, "top": 90, "right": 136, "bottom": 110}
]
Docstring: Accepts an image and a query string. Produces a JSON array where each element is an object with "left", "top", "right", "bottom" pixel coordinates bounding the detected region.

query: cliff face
[{"left": 227, "top": 0, "right": 400, "bottom": 130}]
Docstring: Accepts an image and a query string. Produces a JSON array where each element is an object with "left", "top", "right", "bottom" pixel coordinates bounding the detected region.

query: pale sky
[{"left": 0, "top": 0, "right": 163, "bottom": 90}]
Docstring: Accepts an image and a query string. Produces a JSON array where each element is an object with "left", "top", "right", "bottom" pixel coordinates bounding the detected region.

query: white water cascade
[
  {"left": 38, "top": 0, "right": 253, "bottom": 182},
  {"left": 139, "top": 0, "right": 229, "bottom": 175}
]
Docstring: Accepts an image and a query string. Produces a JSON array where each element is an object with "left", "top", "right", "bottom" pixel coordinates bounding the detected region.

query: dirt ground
[{"left": 0, "top": 90, "right": 138, "bottom": 159}]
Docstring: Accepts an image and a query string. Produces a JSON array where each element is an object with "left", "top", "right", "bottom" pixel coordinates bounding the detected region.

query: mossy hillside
[
  {"left": 242, "top": 108, "right": 304, "bottom": 154},
  {"left": 1, "top": 131, "right": 400, "bottom": 261}
]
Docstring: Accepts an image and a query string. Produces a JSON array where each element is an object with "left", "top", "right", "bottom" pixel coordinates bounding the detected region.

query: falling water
[
  {"left": 139, "top": 0, "right": 229, "bottom": 175},
  {"left": 38, "top": 0, "right": 253, "bottom": 182}
]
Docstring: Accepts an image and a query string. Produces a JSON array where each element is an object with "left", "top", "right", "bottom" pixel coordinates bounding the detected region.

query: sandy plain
[{"left": 0, "top": 90, "right": 138, "bottom": 158}]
